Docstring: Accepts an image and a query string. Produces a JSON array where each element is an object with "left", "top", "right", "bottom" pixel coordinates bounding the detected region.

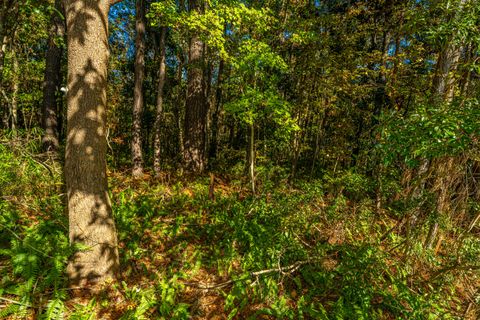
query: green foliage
[
  {"left": 380, "top": 99, "right": 480, "bottom": 166},
  {"left": 69, "top": 299, "right": 97, "bottom": 320},
  {"left": 0, "top": 135, "right": 69, "bottom": 318},
  {"left": 41, "top": 299, "right": 65, "bottom": 320}
]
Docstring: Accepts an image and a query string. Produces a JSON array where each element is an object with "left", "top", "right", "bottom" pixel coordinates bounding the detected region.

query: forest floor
[
  {"left": 72, "top": 170, "right": 480, "bottom": 319},
  {"left": 1, "top": 141, "right": 479, "bottom": 319}
]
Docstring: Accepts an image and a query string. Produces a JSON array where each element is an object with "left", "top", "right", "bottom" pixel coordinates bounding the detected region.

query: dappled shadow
[{"left": 64, "top": 0, "right": 119, "bottom": 288}]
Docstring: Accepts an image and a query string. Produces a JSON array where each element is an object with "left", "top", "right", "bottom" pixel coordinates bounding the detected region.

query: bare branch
[
  {"left": 182, "top": 259, "right": 317, "bottom": 290},
  {"left": 110, "top": 0, "right": 124, "bottom": 6}
]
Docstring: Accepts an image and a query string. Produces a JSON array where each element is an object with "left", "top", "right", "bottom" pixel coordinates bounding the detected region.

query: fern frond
[
  {"left": 69, "top": 299, "right": 97, "bottom": 320},
  {"left": 0, "top": 303, "right": 20, "bottom": 318},
  {"left": 41, "top": 298, "right": 64, "bottom": 320}
]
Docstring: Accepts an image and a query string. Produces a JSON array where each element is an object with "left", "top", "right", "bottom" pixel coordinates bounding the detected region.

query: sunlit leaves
[{"left": 379, "top": 99, "right": 480, "bottom": 166}]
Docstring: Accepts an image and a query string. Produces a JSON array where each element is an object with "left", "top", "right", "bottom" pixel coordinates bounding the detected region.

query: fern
[
  {"left": 69, "top": 299, "right": 97, "bottom": 320},
  {"left": 41, "top": 299, "right": 64, "bottom": 320},
  {"left": 0, "top": 303, "right": 20, "bottom": 318}
]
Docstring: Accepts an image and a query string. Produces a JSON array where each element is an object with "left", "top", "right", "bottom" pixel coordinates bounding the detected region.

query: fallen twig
[
  {"left": 0, "top": 296, "right": 32, "bottom": 308},
  {"left": 182, "top": 259, "right": 315, "bottom": 290}
]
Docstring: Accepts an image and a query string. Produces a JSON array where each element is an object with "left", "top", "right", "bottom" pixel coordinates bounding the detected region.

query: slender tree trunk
[
  {"left": 153, "top": 27, "right": 167, "bottom": 176},
  {"left": 10, "top": 51, "right": 18, "bottom": 131},
  {"left": 459, "top": 44, "right": 473, "bottom": 97},
  {"left": 209, "top": 59, "right": 224, "bottom": 160},
  {"left": 249, "top": 123, "right": 255, "bottom": 194},
  {"left": 0, "top": 36, "right": 7, "bottom": 128},
  {"left": 420, "top": 1, "right": 466, "bottom": 249},
  {"left": 0, "top": 4, "right": 8, "bottom": 128},
  {"left": 425, "top": 158, "right": 453, "bottom": 249},
  {"left": 132, "top": 0, "right": 146, "bottom": 177},
  {"left": 183, "top": 0, "right": 207, "bottom": 172},
  {"left": 311, "top": 106, "right": 326, "bottom": 176},
  {"left": 64, "top": 0, "right": 119, "bottom": 288},
  {"left": 424, "top": 36, "right": 464, "bottom": 249},
  {"left": 42, "top": 0, "right": 65, "bottom": 151},
  {"left": 431, "top": 44, "right": 463, "bottom": 103},
  {"left": 173, "top": 52, "right": 185, "bottom": 158}
]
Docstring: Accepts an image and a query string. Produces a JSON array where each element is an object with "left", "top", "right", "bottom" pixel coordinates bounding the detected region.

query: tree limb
[{"left": 110, "top": 0, "right": 124, "bottom": 6}]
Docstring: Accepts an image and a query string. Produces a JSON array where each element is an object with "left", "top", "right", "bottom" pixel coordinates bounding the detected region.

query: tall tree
[
  {"left": 42, "top": 0, "right": 65, "bottom": 151},
  {"left": 183, "top": 0, "right": 207, "bottom": 172},
  {"left": 153, "top": 26, "right": 167, "bottom": 176},
  {"left": 64, "top": 0, "right": 120, "bottom": 287},
  {"left": 0, "top": 0, "right": 18, "bottom": 128},
  {"left": 132, "top": 0, "right": 146, "bottom": 177},
  {"left": 208, "top": 59, "right": 224, "bottom": 160}
]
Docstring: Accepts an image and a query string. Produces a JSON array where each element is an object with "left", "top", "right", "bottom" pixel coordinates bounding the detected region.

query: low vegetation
[{"left": 1, "top": 134, "right": 478, "bottom": 319}]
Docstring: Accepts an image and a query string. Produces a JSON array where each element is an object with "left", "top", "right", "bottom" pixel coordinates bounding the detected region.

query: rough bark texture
[
  {"left": 132, "top": 0, "right": 146, "bottom": 177},
  {"left": 42, "top": 0, "right": 65, "bottom": 151},
  {"left": 153, "top": 27, "right": 167, "bottom": 176},
  {"left": 64, "top": 0, "right": 119, "bottom": 288},
  {"left": 183, "top": 0, "right": 207, "bottom": 172}
]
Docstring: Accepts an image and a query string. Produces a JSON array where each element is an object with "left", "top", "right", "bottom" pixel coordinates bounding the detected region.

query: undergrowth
[{"left": 1, "top": 134, "right": 479, "bottom": 319}]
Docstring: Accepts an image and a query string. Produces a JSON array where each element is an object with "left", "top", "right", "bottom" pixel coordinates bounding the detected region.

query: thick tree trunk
[
  {"left": 132, "top": 0, "right": 146, "bottom": 177},
  {"left": 183, "top": 0, "right": 207, "bottom": 172},
  {"left": 153, "top": 27, "right": 167, "bottom": 176},
  {"left": 42, "top": 0, "right": 65, "bottom": 151},
  {"left": 64, "top": 0, "right": 119, "bottom": 288}
]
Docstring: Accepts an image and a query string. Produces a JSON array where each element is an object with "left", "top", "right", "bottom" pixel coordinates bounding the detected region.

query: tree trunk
[
  {"left": 421, "top": 1, "right": 466, "bottom": 249},
  {"left": 209, "top": 59, "right": 224, "bottom": 160},
  {"left": 174, "top": 53, "right": 185, "bottom": 159},
  {"left": 42, "top": 0, "right": 65, "bottom": 151},
  {"left": 10, "top": 50, "right": 18, "bottom": 131},
  {"left": 132, "top": 0, "right": 146, "bottom": 177},
  {"left": 64, "top": 0, "right": 119, "bottom": 288},
  {"left": 153, "top": 27, "right": 167, "bottom": 176},
  {"left": 431, "top": 44, "right": 463, "bottom": 103},
  {"left": 425, "top": 158, "right": 454, "bottom": 249},
  {"left": 249, "top": 123, "right": 255, "bottom": 194},
  {"left": 310, "top": 107, "right": 326, "bottom": 176},
  {"left": 0, "top": 37, "right": 7, "bottom": 128},
  {"left": 183, "top": 0, "right": 207, "bottom": 172},
  {"left": 0, "top": 4, "right": 7, "bottom": 128}
]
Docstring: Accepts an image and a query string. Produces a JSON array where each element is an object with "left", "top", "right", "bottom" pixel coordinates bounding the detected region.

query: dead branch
[{"left": 182, "top": 259, "right": 315, "bottom": 290}]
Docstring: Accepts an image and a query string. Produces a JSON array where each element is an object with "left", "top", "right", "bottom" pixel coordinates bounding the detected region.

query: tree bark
[
  {"left": 175, "top": 53, "right": 185, "bottom": 158},
  {"left": 9, "top": 50, "right": 18, "bottom": 131},
  {"left": 64, "top": 0, "right": 119, "bottom": 288},
  {"left": 132, "top": 0, "right": 146, "bottom": 177},
  {"left": 183, "top": 0, "right": 207, "bottom": 172},
  {"left": 153, "top": 27, "right": 167, "bottom": 176},
  {"left": 249, "top": 123, "right": 255, "bottom": 194},
  {"left": 209, "top": 59, "right": 224, "bottom": 160},
  {"left": 42, "top": 0, "right": 65, "bottom": 151}
]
